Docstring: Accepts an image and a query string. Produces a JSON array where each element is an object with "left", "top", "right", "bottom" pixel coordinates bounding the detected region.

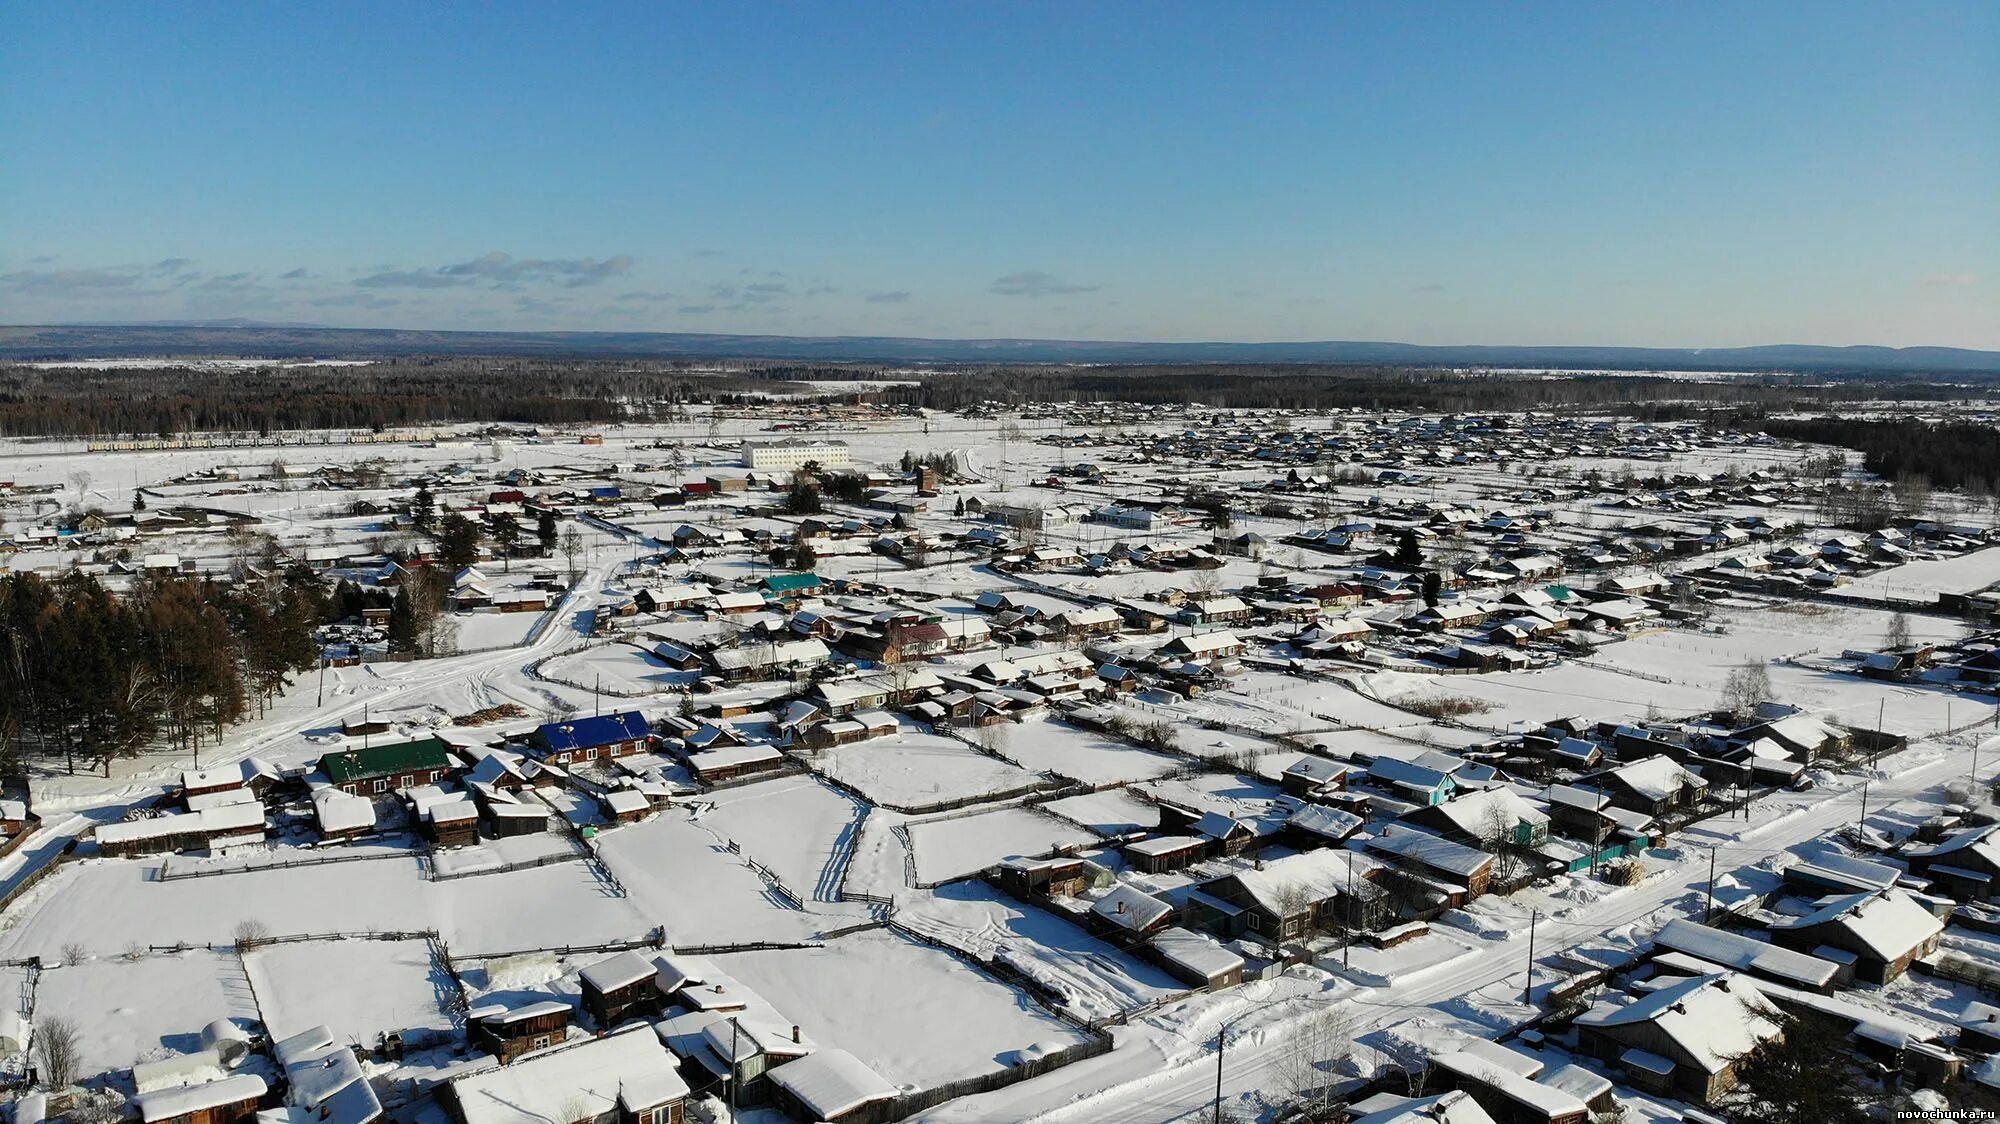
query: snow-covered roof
[
  {"left": 580, "top": 950, "right": 655, "bottom": 994},
  {"left": 1125, "top": 834, "right": 1204, "bottom": 857},
  {"left": 137, "top": 1075, "right": 269, "bottom": 1124},
  {"left": 1420, "top": 787, "right": 1549, "bottom": 836},
  {"left": 1775, "top": 888, "right": 1944, "bottom": 961},
  {"left": 1575, "top": 972, "right": 1783, "bottom": 1074},
  {"left": 450, "top": 1029, "right": 689, "bottom": 1124},
  {"left": 1347, "top": 1090, "right": 1497, "bottom": 1124},
  {"left": 1366, "top": 828, "right": 1494, "bottom": 879},
  {"left": 313, "top": 788, "right": 377, "bottom": 833},
  {"left": 1431, "top": 1052, "right": 1588, "bottom": 1118},
  {"left": 1288, "top": 804, "right": 1363, "bottom": 840},
  {"left": 1226, "top": 849, "right": 1378, "bottom": 916},
  {"left": 766, "top": 1048, "right": 897, "bottom": 1118},
  {"left": 1148, "top": 927, "right": 1244, "bottom": 979},
  {"left": 1598, "top": 754, "right": 1706, "bottom": 801},
  {"left": 1652, "top": 918, "right": 1840, "bottom": 990},
  {"left": 1090, "top": 884, "right": 1173, "bottom": 931}
]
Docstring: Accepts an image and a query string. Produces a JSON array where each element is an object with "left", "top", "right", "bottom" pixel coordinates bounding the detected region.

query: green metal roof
[
  {"left": 321, "top": 736, "right": 454, "bottom": 783},
  {"left": 761, "top": 572, "right": 823, "bottom": 593}
]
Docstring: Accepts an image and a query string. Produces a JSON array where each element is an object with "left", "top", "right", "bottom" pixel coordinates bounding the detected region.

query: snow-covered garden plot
[
  {"left": 34, "top": 950, "right": 252, "bottom": 1080},
  {"left": 427, "top": 830, "right": 577, "bottom": 877},
  {"left": 538, "top": 641, "right": 693, "bottom": 695},
  {"left": 451, "top": 606, "right": 552, "bottom": 652},
  {"left": 908, "top": 807, "right": 1097, "bottom": 885},
  {"left": 1840, "top": 545, "right": 2000, "bottom": 602},
  {"left": 714, "top": 928, "right": 1094, "bottom": 1088},
  {"left": 995, "top": 717, "right": 1183, "bottom": 787},
  {"left": 593, "top": 812, "right": 848, "bottom": 947},
  {"left": 1364, "top": 664, "right": 1718, "bottom": 729},
  {"left": 843, "top": 811, "right": 912, "bottom": 897},
  {"left": 690, "top": 776, "right": 865, "bottom": 903},
  {"left": 0, "top": 854, "right": 652, "bottom": 963},
  {"left": 813, "top": 731, "right": 1042, "bottom": 809},
  {"left": 245, "top": 938, "right": 454, "bottom": 1046},
  {"left": 897, "top": 883, "right": 1187, "bottom": 1021},
  {"left": 1040, "top": 789, "right": 1160, "bottom": 837}
]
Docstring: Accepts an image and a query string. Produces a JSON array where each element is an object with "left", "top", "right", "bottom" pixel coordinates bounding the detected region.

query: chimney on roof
[
  {"left": 1115, "top": 900, "right": 1125, "bottom": 914},
  {"left": 791, "top": 1024, "right": 801, "bottom": 1043}
]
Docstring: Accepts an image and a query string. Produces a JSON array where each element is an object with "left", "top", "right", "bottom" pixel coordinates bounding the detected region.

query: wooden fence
[{"left": 160, "top": 843, "right": 416, "bottom": 881}]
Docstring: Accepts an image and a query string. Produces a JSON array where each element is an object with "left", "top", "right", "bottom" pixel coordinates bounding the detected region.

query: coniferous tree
[
  {"left": 411, "top": 485, "right": 436, "bottom": 531},
  {"left": 437, "top": 512, "right": 481, "bottom": 572}
]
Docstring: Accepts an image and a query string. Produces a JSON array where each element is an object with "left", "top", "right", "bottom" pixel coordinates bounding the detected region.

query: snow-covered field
[
  {"left": 715, "top": 929, "right": 1094, "bottom": 1086},
  {"left": 35, "top": 950, "right": 251, "bottom": 1080},
  {"left": 246, "top": 938, "right": 455, "bottom": 1045},
  {"left": 814, "top": 731, "right": 1043, "bottom": 808},
  {"left": 990, "top": 717, "right": 1183, "bottom": 787},
  {"left": 908, "top": 807, "right": 1098, "bottom": 885}
]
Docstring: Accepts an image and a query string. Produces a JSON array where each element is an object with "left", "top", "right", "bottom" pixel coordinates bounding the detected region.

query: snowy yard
[
  {"left": 814, "top": 731, "right": 1043, "bottom": 809},
  {"left": 715, "top": 928, "right": 1094, "bottom": 1087},
  {"left": 908, "top": 807, "right": 1098, "bottom": 885},
  {"left": 35, "top": 950, "right": 252, "bottom": 1080},
  {"left": 993, "top": 717, "right": 1183, "bottom": 786},
  {"left": 690, "top": 776, "right": 867, "bottom": 904},
  {"left": 595, "top": 809, "right": 867, "bottom": 946},
  {"left": 0, "top": 855, "right": 652, "bottom": 962},
  {"left": 246, "top": 937, "right": 456, "bottom": 1046},
  {"left": 1040, "top": 790, "right": 1160, "bottom": 837}
]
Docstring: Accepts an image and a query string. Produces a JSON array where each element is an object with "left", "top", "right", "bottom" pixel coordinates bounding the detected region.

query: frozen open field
[
  {"left": 246, "top": 937, "right": 455, "bottom": 1045},
  {"left": 814, "top": 731, "right": 1043, "bottom": 808},
  {"left": 908, "top": 807, "right": 1098, "bottom": 884},
  {"left": 716, "top": 929, "right": 1094, "bottom": 1087}
]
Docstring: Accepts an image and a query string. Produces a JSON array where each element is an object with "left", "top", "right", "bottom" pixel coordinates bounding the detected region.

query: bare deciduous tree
[
  {"left": 233, "top": 918, "right": 271, "bottom": 951},
  {"left": 1884, "top": 612, "right": 1912, "bottom": 651},
  {"left": 1719, "top": 662, "right": 1772, "bottom": 720},
  {"left": 35, "top": 1015, "right": 81, "bottom": 1089}
]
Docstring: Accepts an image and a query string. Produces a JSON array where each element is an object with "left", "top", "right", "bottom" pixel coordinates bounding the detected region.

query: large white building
[{"left": 741, "top": 438, "right": 852, "bottom": 471}]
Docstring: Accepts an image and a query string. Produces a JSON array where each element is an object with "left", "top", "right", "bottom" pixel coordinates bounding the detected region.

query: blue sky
[{"left": 2, "top": 3, "right": 1994, "bottom": 347}]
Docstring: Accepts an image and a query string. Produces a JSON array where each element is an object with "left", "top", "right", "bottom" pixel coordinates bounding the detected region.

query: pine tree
[
  {"left": 1394, "top": 528, "right": 1424, "bottom": 568},
  {"left": 412, "top": 485, "right": 436, "bottom": 531},
  {"left": 491, "top": 512, "right": 520, "bottom": 572},
  {"left": 437, "top": 512, "right": 481, "bottom": 572},
  {"left": 536, "top": 509, "right": 558, "bottom": 556}
]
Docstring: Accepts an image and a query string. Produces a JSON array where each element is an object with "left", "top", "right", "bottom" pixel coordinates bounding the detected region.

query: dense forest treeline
[
  {"left": 1762, "top": 417, "right": 2000, "bottom": 494},
  {"left": 883, "top": 365, "right": 2000, "bottom": 416},
  {"left": 0, "top": 359, "right": 847, "bottom": 437},
  {"left": 5, "top": 357, "right": 1998, "bottom": 438},
  {"left": 0, "top": 569, "right": 326, "bottom": 775}
]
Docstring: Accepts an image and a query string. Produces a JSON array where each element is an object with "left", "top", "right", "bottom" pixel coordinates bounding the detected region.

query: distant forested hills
[{"left": 3, "top": 323, "right": 1997, "bottom": 374}]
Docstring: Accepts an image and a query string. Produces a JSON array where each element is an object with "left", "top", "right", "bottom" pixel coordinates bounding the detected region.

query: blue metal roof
[{"left": 533, "top": 710, "right": 652, "bottom": 752}]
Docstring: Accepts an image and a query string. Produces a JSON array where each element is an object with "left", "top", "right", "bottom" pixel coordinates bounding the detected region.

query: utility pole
[
  {"left": 316, "top": 654, "right": 327, "bottom": 707},
  {"left": 1344, "top": 860, "right": 1354, "bottom": 970},
  {"left": 1523, "top": 908, "right": 1538, "bottom": 1005},
  {"left": 728, "top": 1016, "right": 740, "bottom": 1122},
  {"left": 1858, "top": 780, "right": 1870, "bottom": 835},
  {"left": 1213, "top": 1020, "right": 1228, "bottom": 1124},
  {"left": 1704, "top": 846, "right": 1717, "bottom": 924}
]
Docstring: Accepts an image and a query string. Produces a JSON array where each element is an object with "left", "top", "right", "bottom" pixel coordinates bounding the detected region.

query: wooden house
[
  {"left": 445, "top": 1028, "right": 688, "bottom": 1124},
  {"left": 1145, "top": 927, "right": 1245, "bottom": 992},
  {"left": 1122, "top": 834, "right": 1206, "bottom": 875},
  {"left": 470, "top": 1000, "right": 572, "bottom": 1063},
  {"left": 319, "top": 736, "right": 456, "bottom": 796},
  {"left": 530, "top": 711, "right": 652, "bottom": 764},
  {"left": 1768, "top": 888, "right": 1943, "bottom": 984},
  {"left": 993, "top": 855, "right": 1093, "bottom": 901},
  {"left": 1574, "top": 973, "right": 1784, "bottom": 1106},
  {"left": 580, "top": 951, "right": 660, "bottom": 1028},
  {"left": 134, "top": 1075, "right": 268, "bottom": 1124}
]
